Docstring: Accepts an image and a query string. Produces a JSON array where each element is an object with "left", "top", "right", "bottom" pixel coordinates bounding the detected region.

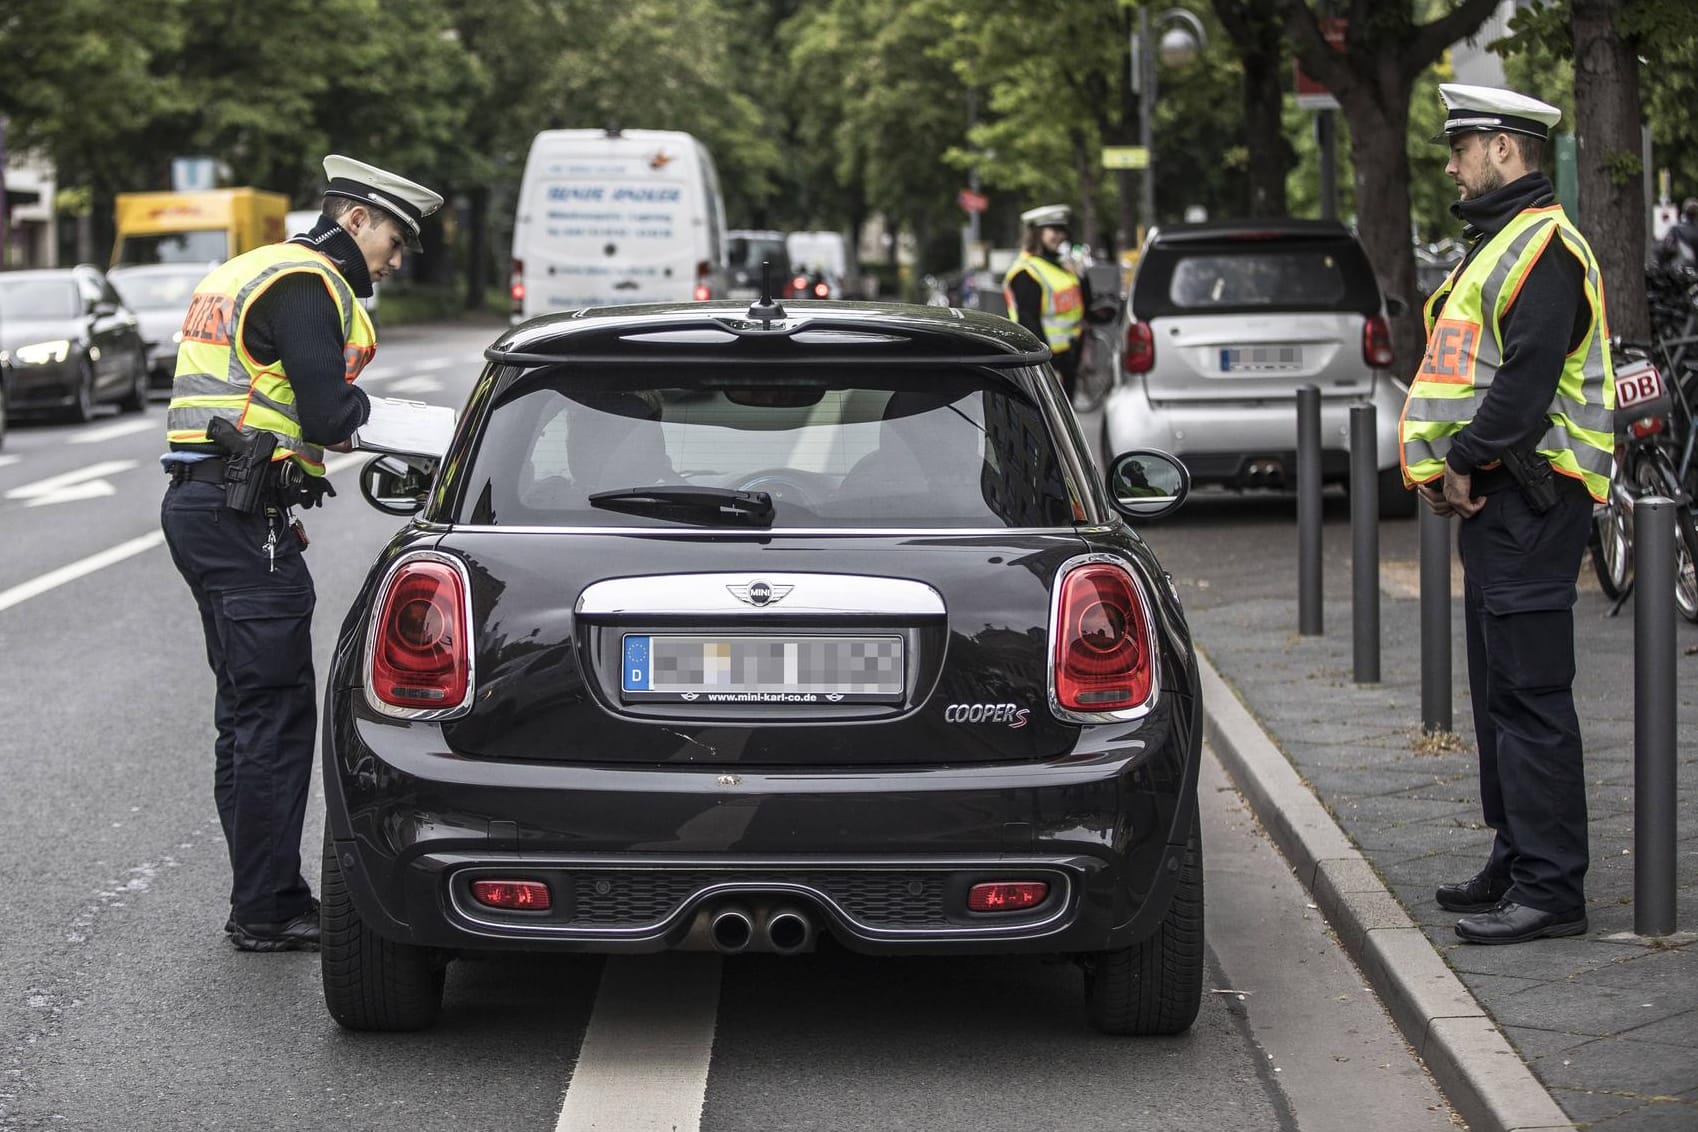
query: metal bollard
[
  {"left": 1633, "top": 496, "right": 1677, "bottom": 936},
  {"left": 1297, "top": 385, "right": 1323, "bottom": 636},
  {"left": 1349, "top": 404, "right": 1380, "bottom": 682},
  {"left": 1418, "top": 504, "right": 1452, "bottom": 733}
]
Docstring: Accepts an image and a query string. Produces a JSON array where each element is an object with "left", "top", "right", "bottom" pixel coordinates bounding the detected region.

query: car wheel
[
  {"left": 117, "top": 350, "right": 147, "bottom": 414},
  {"left": 1082, "top": 802, "right": 1204, "bottom": 1036},
  {"left": 67, "top": 355, "right": 98, "bottom": 424},
  {"left": 320, "top": 832, "right": 446, "bottom": 1031},
  {"left": 1376, "top": 467, "right": 1417, "bottom": 519}
]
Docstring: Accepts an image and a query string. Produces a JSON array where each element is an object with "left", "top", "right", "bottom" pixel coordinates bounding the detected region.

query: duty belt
[{"left": 166, "top": 458, "right": 234, "bottom": 486}]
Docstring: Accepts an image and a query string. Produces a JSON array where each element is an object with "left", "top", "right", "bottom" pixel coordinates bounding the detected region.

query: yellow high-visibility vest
[
  {"left": 1400, "top": 205, "right": 1614, "bottom": 502},
  {"left": 1002, "top": 252, "right": 1083, "bottom": 354},
  {"left": 166, "top": 243, "right": 376, "bottom": 476}
]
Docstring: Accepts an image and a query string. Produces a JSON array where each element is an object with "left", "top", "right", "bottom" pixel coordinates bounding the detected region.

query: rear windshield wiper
[{"left": 588, "top": 485, "right": 775, "bottom": 527}]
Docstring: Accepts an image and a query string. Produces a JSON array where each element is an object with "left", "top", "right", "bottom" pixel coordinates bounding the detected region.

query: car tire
[
  {"left": 1082, "top": 803, "right": 1204, "bottom": 1036},
  {"left": 117, "top": 350, "right": 147, "bottom": 414},
  {"left": 67, "top": 356, "right": 98, "bottom": 424},
  {"left": 1377, "top": 467, "right": 1418, "bottom": 518},
  {"left": 320, "top": 832, "right": 446, "bottom": 1031}
]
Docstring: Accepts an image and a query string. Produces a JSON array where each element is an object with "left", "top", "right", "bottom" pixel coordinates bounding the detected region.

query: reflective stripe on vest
[
  {"left": 1399, "top": 205, "right": 1614, "bottom": 502},
  {"left": 166, "top": 243, "right": 376, "bottom": 476},
  {"left": 1002, "top": 252, "right": 1083, "bottom": 353}
]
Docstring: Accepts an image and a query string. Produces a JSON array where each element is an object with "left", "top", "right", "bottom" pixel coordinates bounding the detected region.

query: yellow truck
[{"left": 111, "top": 188, "right": 289, "bottom": 267}]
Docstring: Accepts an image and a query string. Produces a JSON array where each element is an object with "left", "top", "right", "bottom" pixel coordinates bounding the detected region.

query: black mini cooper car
[{"left": 323, "top": 299, "right": 1204, "bottom": 1035}]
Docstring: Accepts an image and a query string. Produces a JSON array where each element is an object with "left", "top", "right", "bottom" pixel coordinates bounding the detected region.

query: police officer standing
[
  {"left": 1401, "top": 85, "right": 1615, "bottom": 945},
  {"left": 161, "top": 156, "right": 442, "bottom": 952},
  {"left": 1003, "top": 204, "right": 1090, "bottom": 402}
]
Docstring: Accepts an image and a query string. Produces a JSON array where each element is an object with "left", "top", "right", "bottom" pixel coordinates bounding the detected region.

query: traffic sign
[
  {"left": 1295, "top": 18, "right": 1346, "bottom": 111},
  {"left": 1102, "top": 147, "right": 1149, "bottom": 171},
  {"left": 957, "top": 188, "right": 988, "bottom": 214}
]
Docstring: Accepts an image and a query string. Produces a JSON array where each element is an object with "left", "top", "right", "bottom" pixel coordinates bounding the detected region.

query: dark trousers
[
  {"left": 1457, "top": 480, "right": 1593, "bottom": 914},
  {"left": 161, "top": 480, "right": 316, "bottom": 925},
  {"left": 1053, "top": 345, "right": 1080, "bottom": 400}
]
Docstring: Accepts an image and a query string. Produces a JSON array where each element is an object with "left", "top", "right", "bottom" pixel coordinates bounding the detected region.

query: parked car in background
[
  {"left": 785, "top": 230, "right": 851, "bottom": 299},
  {"left": 108, "top": 262, "right": 215, "bottom": 394},
  {"left": 726, "top": 229, "right": 792, "bottom": 299},
  {"left": 0, "top": 266, "right": 148, "bottom": 421},
  {"left": 1102, "top": 219, "right": 1416, "bottom": 517},
  {"left": 322, "top": 298, "right": 1205, "bottom": 1038},
  {"left": 286, "top": 209, "right": 380, "bottom": 325}
]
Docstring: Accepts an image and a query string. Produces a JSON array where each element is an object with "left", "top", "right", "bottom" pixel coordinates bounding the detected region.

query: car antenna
[{"left": 746, "top": 259, "right": 786, "bottom": 329}]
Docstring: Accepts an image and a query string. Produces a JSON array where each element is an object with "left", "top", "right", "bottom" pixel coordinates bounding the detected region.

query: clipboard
[{"left": 352, "top": 396, "right": 458, "bottom": 459}]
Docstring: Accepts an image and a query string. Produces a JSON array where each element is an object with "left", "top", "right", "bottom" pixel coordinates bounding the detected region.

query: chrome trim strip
[
  {"left": 361, "top": 550, "right": 477, "bottom": 721},
  {"left": 1046, "top": 551, "right": 1162, "bottom": 725},
  {"left": 445, "top": 862, "right": 1077, "bottom": 941},
  {"left": 576, "top": 573, "right": 946, "bottom": 616},
  {"left": 440, "top": 524, "right": 1082, "bottom": 538}
]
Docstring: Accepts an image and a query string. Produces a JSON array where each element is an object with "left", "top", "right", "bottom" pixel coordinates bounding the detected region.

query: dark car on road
[
  {"left": 323, "top": 300, "right": 1205, "bottom": 1036},
  {"left": 0, "top": 265, "right": 148, "bottom": 421},
  {"left": 108, "top": 261, "right": 216, "bottom": 393}
]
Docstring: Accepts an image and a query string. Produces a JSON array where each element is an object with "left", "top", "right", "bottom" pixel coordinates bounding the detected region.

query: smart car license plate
[
  {"left": 1220, "top": 346, "right": 1301, "bottom": 373},
  {"left": 621, "top": 635, "right": 904, "bottom": 703}
]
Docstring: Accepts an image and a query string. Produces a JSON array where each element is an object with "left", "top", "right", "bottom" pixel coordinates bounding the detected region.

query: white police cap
[
  {"left": 1020, "top": 204, "right": 1072, "bottom": 230},
  {"left": 1433, "top": 83, "right": 1561, "bottom": 143},
  {"left": 322, "top": 155, "right": 444, "bottom": 252}
]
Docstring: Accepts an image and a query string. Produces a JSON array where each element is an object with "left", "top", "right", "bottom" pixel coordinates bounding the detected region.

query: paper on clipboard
[{"left": 352, "top": 397, "right": 458, "bottom": 459}]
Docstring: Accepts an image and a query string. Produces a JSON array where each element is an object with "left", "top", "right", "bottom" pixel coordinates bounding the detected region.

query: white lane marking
[
  {"left": 385, "top": 376, "right": 445, "bottom": 395},
  {"left": 0, "top": 455, "right": 19, "bottom": 469},
  {"left": 415, "top": 358, "right": 453, "bottom": 371},
  {"left": 69, "top": 419, "right": 157, "bottom": 444},
  {"left": 0, "top": 531, "right": 165, "bottom": 614},
  {"left": 5, "top": 460, "right": 139, "bottom": 507},
  {"left": 554, "top": 955, "right": 721, "bottom": 1132}
]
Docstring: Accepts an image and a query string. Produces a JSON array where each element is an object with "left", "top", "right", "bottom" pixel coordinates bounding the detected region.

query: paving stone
[
  {"left": 1500, "top": 1025, "right": 1605, "bottom": 1061},
  {"left": 1613, "top": 1008, "right": 1698, "bottom": 1049},
  {"left": 1525, "top": 1034, "right": 1698, "bottom": 1099},
  {"left": 1485, "top": 977, "right": 1684, "bottom": 1039},
  {"left": 1584, "top": 1100, "right": 1698, "bottom": 1131}
]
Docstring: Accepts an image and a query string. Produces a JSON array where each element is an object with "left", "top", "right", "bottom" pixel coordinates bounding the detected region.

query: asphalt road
[{"left": 0, "top": 322, "right": 1455, "bottom": 1131}]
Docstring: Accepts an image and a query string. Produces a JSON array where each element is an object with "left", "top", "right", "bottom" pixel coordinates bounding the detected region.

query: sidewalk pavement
[{"left": 1175, "top": 507, "right": 1697, "bottom": 1132}]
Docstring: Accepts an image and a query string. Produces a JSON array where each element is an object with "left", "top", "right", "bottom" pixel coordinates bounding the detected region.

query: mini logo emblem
[
  {"left": 728, "top": 580, "right": 793, "bottom": 607},
  {"left": 717, "top": 774, "right": 741, "bottom": 787},
  {"left": 680, "top": 692, "right": 699, "bottom": 701}
]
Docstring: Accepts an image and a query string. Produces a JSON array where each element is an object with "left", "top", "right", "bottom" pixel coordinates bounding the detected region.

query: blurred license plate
[
  {"left": 1220, "top": 346, "right": 1301, "bottom": 372},
  {"left": 621, "top": 635, "right": 904, "bottom": 703}
]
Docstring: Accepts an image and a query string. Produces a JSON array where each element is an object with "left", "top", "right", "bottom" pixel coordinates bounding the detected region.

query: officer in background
[
  {"left": 160, "top": 156, "right": 442, "bottom": 952},
  {"left": 1655, "top": 197, "right": 1698, "bottom": 270},
  {"left": 1003, "top": 204, "right": 1090, "bottom": 402},
  {"left": 1401, "top": 85, "right": 1614, "bottom": 945}
]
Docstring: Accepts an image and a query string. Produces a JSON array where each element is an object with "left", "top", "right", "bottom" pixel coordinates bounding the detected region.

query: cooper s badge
[{"left": 944, "top": 703, "right": 1030, "bottom": 729}]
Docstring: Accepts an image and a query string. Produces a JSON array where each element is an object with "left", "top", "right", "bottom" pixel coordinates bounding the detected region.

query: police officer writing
[
  {"left": 1003, "top": 204, "right": 1090, "bottom": 403},
  {"left": 160, "top": 156, "right": 443, "bottom": 952},
  {"left": 1400, "top": 85, "right": 1615, "bottom": 945}
]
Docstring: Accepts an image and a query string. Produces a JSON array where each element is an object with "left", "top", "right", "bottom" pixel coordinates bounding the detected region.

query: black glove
[{"left": 293, "top": 476, "right": 337, "bottom": 510}]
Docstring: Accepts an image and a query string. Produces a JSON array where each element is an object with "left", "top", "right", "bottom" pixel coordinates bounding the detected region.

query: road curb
[{"left": 1195, "top": 646, "right": 1576, "bottom": 1132}]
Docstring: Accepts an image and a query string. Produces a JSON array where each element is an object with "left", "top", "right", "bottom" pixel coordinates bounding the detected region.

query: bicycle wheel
[
  {"left": 1589, "top": 500, "right": 1632, "bottom": 599},
  {"left": 1631, "top": 448, "right": 1698, "bottom": 622}
]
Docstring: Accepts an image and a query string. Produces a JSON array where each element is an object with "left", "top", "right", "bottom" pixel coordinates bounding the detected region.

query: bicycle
[{"left": 1588, "top": 338, "right": 1698, "bottom": 622}]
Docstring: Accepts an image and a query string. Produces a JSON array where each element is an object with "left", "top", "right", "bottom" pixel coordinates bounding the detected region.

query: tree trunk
[
  {"left": 1241, "top": 50, "right": 1291, "bottom": 217},
  {"left": 1072, "top": 130, "right": 1098, "bottom": 252},
  {"left": 1343, "top": 96, "right": 1423, "bottom": 379},
  {"left": 1572, "top": 0, "right": 1648, "bottom": 340},
  {"left": 464, "top": 185, "right": 489, "bottom": 312}
]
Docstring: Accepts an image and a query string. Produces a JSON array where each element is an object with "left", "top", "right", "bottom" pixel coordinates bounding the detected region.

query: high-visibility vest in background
[
  {"left": 1002, "top": 252, "right": 1083, "bottom": 354},
  {"left": 166, "top": 243, "right": 376, "bottom": 476},
  {"left": 1399, "top": 204, "right": 1614, "bottom": 502}
]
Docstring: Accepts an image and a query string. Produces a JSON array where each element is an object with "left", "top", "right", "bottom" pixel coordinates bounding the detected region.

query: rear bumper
[
  {"left": 324, "top": 696, "right": 1200, "bottom": 956},
  {"left": 1103, "top": 375, "right": 1406, "bottom": 482},
  {"left": 5, "top": 358, "right": 78, "bottom": 410}
]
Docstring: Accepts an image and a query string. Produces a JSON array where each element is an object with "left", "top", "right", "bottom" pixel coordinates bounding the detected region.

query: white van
[{"left": 510, "top": 129, "right": 728, "bottom": 321}]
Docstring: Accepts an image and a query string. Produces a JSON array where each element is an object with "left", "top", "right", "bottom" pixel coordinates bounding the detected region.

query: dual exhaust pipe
[
  {"left": 707, "top": 903, "right": 816, "bottom": 956},
  {"left": 1243, "top": 459, "right": 1287, "bottom": 488}
]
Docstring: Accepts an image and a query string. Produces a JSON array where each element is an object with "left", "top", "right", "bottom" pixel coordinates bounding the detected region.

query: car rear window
[
  {"left": 1132, "top": 239, "right": 1380, "bottom": 319},
  {"left": 453, "top": 365, "right": 1075, "bottom": 529},
  {"left": 728, "top": 236, "right": 789, "bottom": 276}
]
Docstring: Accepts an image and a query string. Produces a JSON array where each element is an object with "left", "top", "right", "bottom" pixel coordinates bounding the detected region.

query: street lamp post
[{"left": 1130, "top": 8, "right": 1208, "bottom": 239}]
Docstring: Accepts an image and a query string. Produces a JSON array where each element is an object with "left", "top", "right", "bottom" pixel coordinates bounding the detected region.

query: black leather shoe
[
  {"left": 1435, "top": 870, "right": 1511, "bottom": 913},
  {"left": 230, "top": 900, "right": 321, "bottom": 952},
  {"left": 1454, "top": 900, "right": 1587, "bottom": 945}
]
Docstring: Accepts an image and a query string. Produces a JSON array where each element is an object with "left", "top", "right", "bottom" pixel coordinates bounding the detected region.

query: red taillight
[
  {"left": 790, "top": 275, "right": 808, "bottom": 297},
  {"left": 813, "top": 281, "right": 829, "bottom": 298},
  {"left": 1630, "top": 416, "right": 1665, "bottom": 438},
  {"left": 509, "top": 259, "right": 525, "bottom": 313},
  {"left": 967, "top": 881, "right": 1049, "bottom": 912},
  {"left": 371, "top": 560, "right": 468, "bottom": 712},
  {"left": 470, "top": 879, "right": 551, "bottom": 911},
  {"left": 692, "top": 283, "right": 711, "bottom": 301},
  {"left": 1124, "top": 319, "right": 1155, "bottom": 374},
  {"left": 1363, "top": 313, "right": 1393, "bottom": 368},
  {"left": 1054, "top": 563, "right": 1152, "bottom": 712}
]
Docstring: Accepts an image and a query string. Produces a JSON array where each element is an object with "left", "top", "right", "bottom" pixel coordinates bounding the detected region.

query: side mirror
[
  {"left": 1384, "top": 295, "right": 1410, "bottom": 319},
  {"left": 1105, "top": 449, "right": 1189, "bottom": 520},
  {"left": 358, "top": 454, "right": 435, "bottom": 516}
]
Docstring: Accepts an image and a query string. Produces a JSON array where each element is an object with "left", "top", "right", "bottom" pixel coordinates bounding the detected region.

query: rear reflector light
[
  {"left": 1054, "top": 562, "right": 1153, "bottom": 713},
  {"left": 370, "top": 559, "right": 469, "bottom": 714},
  {"left": 968, "top": 882, "right": 1049, "bottom": 912},
  {"left": 1363, "top": 313, "right": 1393, "bottom": 368},
  {"left": 1124, "top": 319, "right": 1155, "bottom": 373},
  {"left": 1630, "top": 416, "right": 1664, "bottom": 438},
  {"left": 471, "top": 879, "right": 551, "bottom": 911},
  {"left": 509, "top": 259, "right": 525, "bottom": 313}
]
